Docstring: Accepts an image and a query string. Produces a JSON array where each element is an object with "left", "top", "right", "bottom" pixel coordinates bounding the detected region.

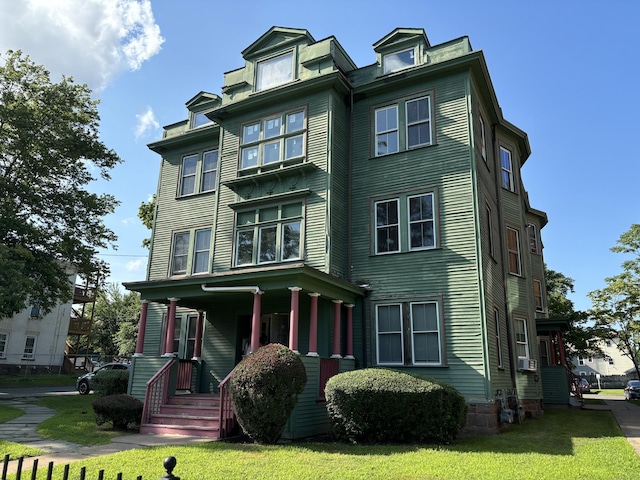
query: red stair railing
[
  {"left": 142, "top": 359, "right": 176, "bottom": 424},
  {"left": 218, "top": 371, "right": 237, "bottom": 438}
]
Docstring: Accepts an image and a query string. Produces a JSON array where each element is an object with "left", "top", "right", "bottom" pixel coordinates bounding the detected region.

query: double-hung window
[
  {"left": 533, "top": 279, "right": 544, "bottom": 312},
  {"left": 170, "top": 228, "right": 212, "bottom": 276},
  {"left": 376, "top": 301, "right": 443, "bottom": 366},
  {"left": 30, "top": 302, "right": 41, "bottom": 318},
  {"left": 256, "top": 52, "right": 294, "bottom": 91},
  {"left": 240, "top": 110, "right": 306, "bottom": 170},
  {"left": 374, "top": 95, "right": 433, "bottom": 156},
  {"left": 515, "top": 318, "right": 530, "bottom": 359},
  {"left": 23, "top": 335, "right": 36, "bottom": 360},
  {"left": 179, "top": 150, "right": 218, "bottom": 197},
  {"left": 506, "top": 227, "right": 522, "bottom": 276},
  {"left": 374, "top": 192, "right": 436, "bottom": 254},
  {"left": 0, "top": 332, "right": 7, "bottom": 358},
  {"left": 383, "top": 48, "right": 415, "bottom": 74},
  {"left": 480, "top": 115, "right": 487, "bottom": 162},
  {"left": 235, "top": 203, "right": 302, "bottom": 266},
  {"left": 494, "top": 308, "right": 503, "bottom": 368},
  {"left": 527, "top": 223, "right": 540, "bottom": 254},
  {"left": 500, "top": 147, "right": 514, "bottom": 191}
]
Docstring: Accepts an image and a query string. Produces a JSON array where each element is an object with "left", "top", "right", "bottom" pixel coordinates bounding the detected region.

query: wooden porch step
[
  {"left": 167, "top": 393, "right": 220, "bottom": 407},
  {"left": 149, "top": 413, "right": 219, "bottom": 428},
  {"left": 140, "top": 422, "right": 220, "bottom": 438},
  {"left": 143, "top": 393, "right": 223, "bottom": 439},
  {"left": 159, "top": 404, "right": 218, "bottom": 416}
]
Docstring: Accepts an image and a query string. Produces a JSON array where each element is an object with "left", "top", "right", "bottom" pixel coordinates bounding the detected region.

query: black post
[
  {"left": 2, "top": 454, "right": 9, "bottom": 479},
  {"left": 46, "top": 461, "right": 54, "bottom": 480},
  {"left": 30, "top": 459, "right": 38, "bottom": 480},
  {"left": 158, "top": 456, "right": 180, "bottom": 480},
  {"left": 16, "top": 456, "right": 23, "bottom": 479}
]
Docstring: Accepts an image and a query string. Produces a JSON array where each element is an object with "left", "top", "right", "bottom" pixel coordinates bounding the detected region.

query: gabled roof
[
  {"left": 185, "top": 91, "right": 221, "bottom": 110},
  {"left": 373, "top": 27, "right": 430, "bottom": 51},
  {"left": 242, "top": 27, "right": 315, "bottom": 59}
]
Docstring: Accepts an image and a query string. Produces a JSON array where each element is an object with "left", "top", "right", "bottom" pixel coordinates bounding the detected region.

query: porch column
[
  {"left": 557, "top": 331, "right": 568, "bottom": 366},
  {"left": 288, "top": 287, "right": 302, "bottom": 354},
  {"left": 548, "top": 333, "right": 557, "bottom": 365},
  {"left": 163, "top": 297, "right": 179, "bottom": 356},
  {"left": 307, "top": 293, "right": 320, "bottom": 357},
  {"left": 192, "top": 310, "right": 204, "bottom": 360},
  {"left": 331, "top": 300, "right": 343, "bottom": 358},
  {"left": 345, "top": 304, "right": 354, "bottom": 359},
  {"left": 133, "top": 300, "right": 149, "bottom": 357},
  {"left": 250, "top": 291, "right": 264, "bottom": 353}
]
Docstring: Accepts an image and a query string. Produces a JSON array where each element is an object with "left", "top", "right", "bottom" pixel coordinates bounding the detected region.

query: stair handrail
[
  {"left": 218, "top": 371, "right": 237, "bottom": 438},
  {"left": 568, "top": 367, "right": 584, "bottom": 403},
  {"left": 142, "top": 359, "right": 176, "bottom": 425}
]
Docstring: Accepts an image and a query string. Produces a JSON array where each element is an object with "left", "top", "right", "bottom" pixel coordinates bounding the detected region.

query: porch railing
[
  {"left": 568, "top": 368, "right": 584, "bottom": 403},
  {"left": 318, "top": 358, "right": 340, "bottom": 401},
  {"left": 218, "top": 371, "right": 237, "bottom": 438},
  {"left": 177, "top": 359, "right": 193, "bottom": 391},
  {"left": 141, "top": 359, "right": 175, "bottom": 425}
]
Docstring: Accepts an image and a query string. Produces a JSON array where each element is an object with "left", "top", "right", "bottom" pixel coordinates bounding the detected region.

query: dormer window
[
  {"left": 192, "top": 111, "right": 213, "bottom": 129},
  {"left": 383, "top": 48, "right": 415, "bottom": 74},
  {"left": 256, "top": 52, "right": 293, "bottom": 91}
]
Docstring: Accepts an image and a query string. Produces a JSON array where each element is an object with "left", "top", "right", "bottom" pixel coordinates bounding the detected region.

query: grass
[
  {"left": 7, "top": 408, "right": 640, "bottom": 480},
  {"left": 0, "top": 405, "right": 44, "bottom": 460},
  {"left": 0, "top": 374, "right": 78, "bottom": 389}
]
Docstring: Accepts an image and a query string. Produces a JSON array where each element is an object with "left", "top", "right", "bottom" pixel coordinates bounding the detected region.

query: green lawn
[
  {"left": 6, "top": 407, "right": 640, "bottom": 480},
  {"left": 0, "top": 374, "right": 78, "bottom": 389}
]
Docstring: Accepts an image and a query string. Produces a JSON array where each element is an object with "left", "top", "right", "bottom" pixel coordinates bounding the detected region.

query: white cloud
[
  {"left": 0, "top": 0, "right": 164, "bottom": 91},
  {"left": 121, "top": 216, "right": 137, "bottom": 225},
  {"left": 135, "top": 106, "right": 160, "bottom": 139},
  {"left": 125, "top": 257, "right": 146, "bottom": 272}
]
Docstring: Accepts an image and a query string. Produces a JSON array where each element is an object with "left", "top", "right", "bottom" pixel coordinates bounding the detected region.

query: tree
[
  {"left": 137, "top": 194, "right": 156, "bottom": 248},
  {"left": 589, "top": 225, "right": 640, "bottom": 379},
  {"left": 91, "top": 283, "right": 141, "bottom": 358},
  {"left": 0, "top": 50, "right": 121, "bottom": 318}
]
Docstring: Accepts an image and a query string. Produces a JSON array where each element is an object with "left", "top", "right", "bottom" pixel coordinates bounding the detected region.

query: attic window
[
  {"left": 257, "top": 52, "right": 293, "bottom": 91},
  {"left": 383, "top": 48, "right": 415, "bottom": 74},
  {"left": 192, "top": 112, "right": 213, "bottom": 128}
]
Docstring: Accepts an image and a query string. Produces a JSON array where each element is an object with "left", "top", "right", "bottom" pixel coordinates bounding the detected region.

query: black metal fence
[{"left": 1, "top": 455, "right": 180, "bottom": 480}]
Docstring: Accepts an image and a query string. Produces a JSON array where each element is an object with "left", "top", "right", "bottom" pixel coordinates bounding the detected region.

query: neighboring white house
[
  {"left": 571, "top": 338, "right": 636, "bottom": 386},
  {"left": 0, "top": 272, "right": 76, "bottom": 376}
]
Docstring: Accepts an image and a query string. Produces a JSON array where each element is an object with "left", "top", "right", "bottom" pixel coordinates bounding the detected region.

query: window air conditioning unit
[{"left": 518, "top": 358, "right": 538, "bottom": 371}]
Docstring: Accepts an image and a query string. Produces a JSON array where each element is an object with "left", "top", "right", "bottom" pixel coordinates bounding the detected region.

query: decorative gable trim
[
  {"left": 242, "top": 27, "right": 315, "bottom": 60},
  {"left": 373, "top": 28, "right": 430, "bottom": 52}
]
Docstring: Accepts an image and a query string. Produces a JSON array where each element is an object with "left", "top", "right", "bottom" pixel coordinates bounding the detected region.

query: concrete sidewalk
[{"left": 582, "top": 393, "right": 640, "bottom": 456}]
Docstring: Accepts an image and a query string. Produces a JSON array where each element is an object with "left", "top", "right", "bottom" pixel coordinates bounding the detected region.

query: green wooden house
[{"left": 124, "top": 26, "right": 554, "bottom": 438}]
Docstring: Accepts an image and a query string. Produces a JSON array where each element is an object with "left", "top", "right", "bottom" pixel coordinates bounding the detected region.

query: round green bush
[
  {"left": 229, "top": 343, "right": 307, "bottom": 444},
  {"left": 92, "top": 394, "right": 143, "bottom": 430},
  {"left": 325, "top": 368, "right": 467, "bottom": 444}
]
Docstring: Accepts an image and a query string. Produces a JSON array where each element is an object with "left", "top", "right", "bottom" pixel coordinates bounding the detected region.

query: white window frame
[
  {"left": 506, "top": 227, "right": 522, "bottom": 276},
  {"left": 200, "top": 150, "right": 218, "bottom": 193},
  {"left": 170, "top": 228, "right": 212, "bottom": 276},
  {"left": 500, "top": 147, "right": 514, "bottom": 191},
  {"left": 23, "top": 335, "right": 37, "bottom": 360},
  {"left": 494, "top": 308, "right": 503, "bottom": 368},
  {"left": 375, "top": 105, "right": 399, "bottom": 156},
  {"left": 407, "top": 193, "right": 435, "bottom": 250},
  {"left": 192, "top": 229, "right": 212, "bottom": 275},
  {"left": 405, "top": 97, "right": 431, "bottom": 149},
  {"left": 578, "top": 357, "right": 585, "bottom": 365},
  {"left": 179, "top": 154, "right": 198, "bottom": 196},
  {"left": 256, "top": 52, "right": 294, "bottom": 91},
  {"left": 515, "top": 318, "right": 529, "bottom": 360},
  {"left": 383, "top": 48, "right": 416, "bottom": 74},
  {"left": 410, "top": 302, "right": 442, "bottom": 366},
  {"left": 527, "top": 223, "right": 540, "bottom": 254},
  {"left": 375, "top": 304, "right": 404, "bottom": 365},
  {"left": 0, "top": 332, "right": 7, "bottom": 358},
  {"left": 171, "top": 231, "right": 190, "bottom": 276},
  {"left": 375, "top": 199, "right": 400, "bottom": 254}
]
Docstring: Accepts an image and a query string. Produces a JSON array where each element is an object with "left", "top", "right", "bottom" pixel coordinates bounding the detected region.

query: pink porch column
[
  {"left": 331, "top": 300, "right": 343, "bottom": 358},
  {"left": 250, "top": 291, "right": 264, "bottom": 353},
  {"left": 288, "top": 287, "right": 302, "bottom": 354},
  {"left": 192, "top": 310, "right": 204, "bottom": 360},
  {"left": 307, "top": 293, "right": 320, "bottom": 357},
  {"left": 163, "top": 297, "right": 179, "bottom": 356},
  {"left": 133, "top": 300, "right": 149, "bottom": 357},
  {"left": 345, "top": 304, "right": 354, "bottom": 359}
]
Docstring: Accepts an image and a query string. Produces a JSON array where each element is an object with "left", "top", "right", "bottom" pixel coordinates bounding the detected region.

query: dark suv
[{"left": 76, "top": 362, "right": 130, "bottom": 395}]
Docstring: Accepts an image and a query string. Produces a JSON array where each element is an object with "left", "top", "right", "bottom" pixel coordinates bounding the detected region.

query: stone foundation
[{"left": 462, "top": 398, "right": 544, "bottom": 436}]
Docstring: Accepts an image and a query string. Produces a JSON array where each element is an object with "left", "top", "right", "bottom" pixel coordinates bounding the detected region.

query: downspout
[{"left": 201, "top": 285, "right": 260, "bottom": 294}]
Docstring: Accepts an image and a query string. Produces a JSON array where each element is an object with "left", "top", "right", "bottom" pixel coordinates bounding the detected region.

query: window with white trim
[
  {"left": 192, "top": 111, "right": 213, "bottom": 129},
  {"left": 179, "top": 150, "right": 218, "bottom": 197},
  {"left": 256, "top": 52, "right": 294, "bottom": 91},
  {"left": 527, "top": 223, "right": 540, "bottom": 254},
  {"left": 374, "top": 95, "right": 433, "bottom": 157},
  {"left": 23, "top": 335, "right": 37, "bottom": 360},
  {"left": 30, "top": 302, "right": 41, "bottom": 318},
  {"left": 514, "top": 318, "right": 529, "bottom": 359},
  {"left": 376, "top": 301, "right": 443, "bottom": 366},
  {"left": 533, "top": 279, "right": 544, "bottom": 312},
  {"left": 374, "top": 192, "right": 437, "bottom": 255},
  {"left": 506, "top": 227, "right": 522, "bottom": 276},
  {"left": 500, "top": 147, "right": 514, "bottom": 191},
  {"left": 235, "top": 203, "right": 302, "bottom": 266},
  {"left": 0, "top": 332, "right": 7, "bottom": 358},
  {"left": 539, "top": 338, "right": 550, "bottom": 366},
  {"left": 494, "top": 308, "right": 503, "bottom": 368},
  {"left": 480, "top": 115, "right": 487, "bottom": 162},
  {"left": 240, "top": 110, "right": 305, "bottom": 170},
  {"left": 578, "top": 357, "right": 585, "bottom": 365},
  {"left": 383, "top": 48, "right": 415, "bottom": 74},
  {"left": 170, "top": 228, "right": 212, "bottom": 276}
]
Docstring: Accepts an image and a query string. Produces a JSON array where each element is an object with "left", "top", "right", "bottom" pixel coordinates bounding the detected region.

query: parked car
[
  {"left": 624, "top": 380, "right": 640, "bottom": 400},
  {"left": 76, "top": 362, "right": 130, "bottom": 395},
  {"left": 580, "top": 378, "right": 591, "bottom": 394}
]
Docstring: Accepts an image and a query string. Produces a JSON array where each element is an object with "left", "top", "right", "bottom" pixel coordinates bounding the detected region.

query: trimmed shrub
[
  {"left": 230, "top": 343, "right": 307, "bottom": 444},
  {"left": 92, "top": 394, "right": 143, "bottom": 430},
  {"left": 92, "top": 370, "right": 130, "bottom": 398},
  {"left": 325, "top": 368, "right": 467, "bottom": 444}
]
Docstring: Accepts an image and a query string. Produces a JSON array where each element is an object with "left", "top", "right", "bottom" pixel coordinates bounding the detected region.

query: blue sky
[{"left": 1, "top": 0, "right": 638, "bottom": 311}]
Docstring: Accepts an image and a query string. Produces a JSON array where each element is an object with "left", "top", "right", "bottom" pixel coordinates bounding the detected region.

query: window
[
  {"left": 494, "top": 308, "right": 503, "bottom": 368},
  {"left": 383, "top": 48, "right": 415, "bottom": 74},
  {"left": 240, "top": 110, "right": 305, "bottom": 170},
  {"left": 192, "top": 111, "right": 213, "bottom": 128},
  {"left": 480, "top": 115, "right": 487, "bottom": 162},
  {"left": 235, "top": 203, "right": 302, "bottom": 266},
  {"left": 170, "top": 228, "right": 212, "bottom": 276},
  {"left": 578, "top": 357, "right": 585, "bottom": 365},
  {"left": 374, "top": 95, "right": 433, "bottom": 156},
  {"left": 376, "top": 301, "right": 443, "bottom": 366},
  {"left": 608, "top": 357, "right": 614, "bottom": 365},
  {"left": 500, "top": 147, "right": 514, "bottom": 191},
  {"left": 539, "top": 339, "right": 550, "bottom": 366},
  {"left": 533, "top": 279, "right": 544, "bottom": 312},
  {"left": 486, "top": 204, "right": 494, "bottom": 256},
  {"left": 0, "top": 332, "right": 7, "bottom": 358},
  {"left": 374, "top": 192, "right": 437, "bottom": 255},
  {"left": 375, "top": 199, "right": 399, "bottom": 254},
  {"left": 23, "top": 335, "right": 37, "bottom": 360},
  {"left": 30, "top": 302, "right": 41, "bottom": 318},
  {"left": 256, "top": 52, "right": 293, "bottom": 91},
  {"left": 179, "top": 150, "right": 218, "bottom": 197},
  {"left": 514, "top": 318, "right": 529, "bottom": 359},
  {"left": 506, "top": 227, "right": 522, "bottom": 276},
  {"left": 527, "top": 223, "right": 540, "bottom": 254}
]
